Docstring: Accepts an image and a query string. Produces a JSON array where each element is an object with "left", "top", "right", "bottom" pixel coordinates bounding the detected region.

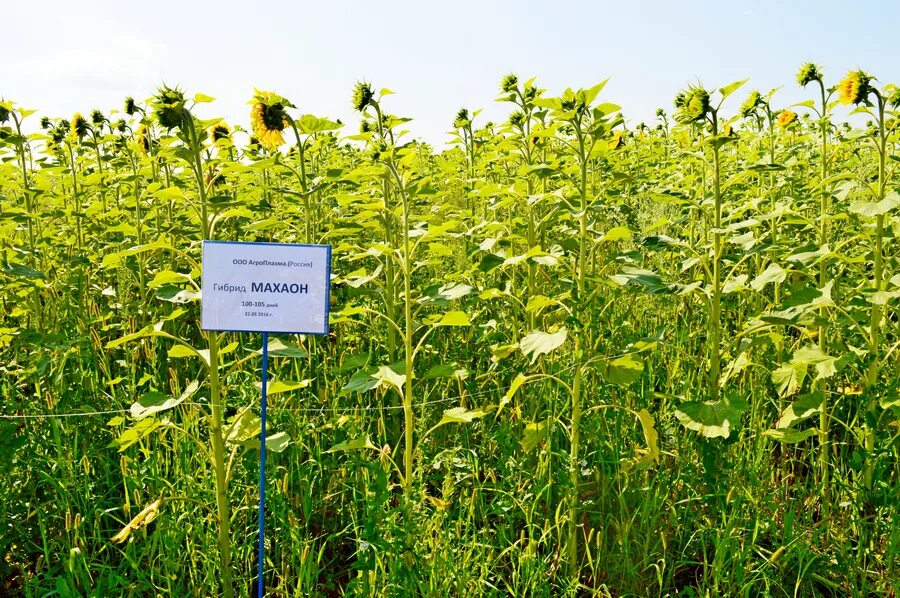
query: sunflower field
[{"left": 1, "top": 66, "right": 899, "bottom": 596}]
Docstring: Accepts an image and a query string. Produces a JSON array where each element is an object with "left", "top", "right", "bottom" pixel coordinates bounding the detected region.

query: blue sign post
[{"left": 201, "top": 241, "right": 331, "bottom": 597}]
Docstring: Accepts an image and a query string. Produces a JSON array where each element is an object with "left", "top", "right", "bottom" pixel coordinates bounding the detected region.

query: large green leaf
[
  {"left": 674, "top": 395, "right": 750, "bottom": 439},
  {"left": 435, "top": 311, "right": 471, "bottom": 327},
  {"left": 601, "top": 354, "right": 644, "bottom": 386},
  {"left": 776, "top": 391, "right": 823, "bottom": 429},
  {"left": 130, "top": 380, "right": 199, "bottom": 420},
  {"left": 437, "top": 406, "right": 491, "bottom": 425},
  {"left": 260, "top": 337, "right": 307, "bottom": 358},
  {"left": 521, "top": 421, "right": 548, "bottom": 453},
  {"left": 848, "top": 191, "right": 900, "bottom": 217},
  {"left": 750, "top": 263, "right": 786, "bottom": 292},
  {"left": 519, "top": 328, "right": 567, "bottom": 363}
]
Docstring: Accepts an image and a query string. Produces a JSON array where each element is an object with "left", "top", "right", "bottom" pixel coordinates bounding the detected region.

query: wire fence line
[{"left": 0, "top": 362, "right": 582, "bottom": 421}]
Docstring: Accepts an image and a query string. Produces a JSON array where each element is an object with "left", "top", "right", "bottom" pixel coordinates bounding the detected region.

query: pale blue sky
[{"left": 4, "top": 1, "right": 899, "bottom": 145}]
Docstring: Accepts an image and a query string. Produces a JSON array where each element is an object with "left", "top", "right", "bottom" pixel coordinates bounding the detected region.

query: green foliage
[{"left": 1, "top": 67, "right": 899, "bottom": 597}]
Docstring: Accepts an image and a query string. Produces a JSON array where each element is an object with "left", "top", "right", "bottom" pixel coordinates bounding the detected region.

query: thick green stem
[
  {"left": 401, "top": 181, "right": 414, "bottom": 497},
  {"left": 816, "top": 81, "right": 831, "bottom": 488},
  {"left": 863, "top": 96, "right": 887, "bottom": 492},
  {"left": 709, "top": 114, "right": 722, "bottom": 400},
  {"left": 188, "top": 115, "right": 233, "bottom": 598},
  {"left": 567, "top": 354, "right": 583, "bottom": 580}
]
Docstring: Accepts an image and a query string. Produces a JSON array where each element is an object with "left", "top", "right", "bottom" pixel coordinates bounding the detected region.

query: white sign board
[{"left": 201, "top": 241, "right": 331, "bottom": 334}]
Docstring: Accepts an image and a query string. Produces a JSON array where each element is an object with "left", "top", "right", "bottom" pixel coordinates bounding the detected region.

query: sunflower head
[
  {"left": 152, "top": 85, "right": 188, "bottom": 130},
  {"left": 838, "top": 70, "right": 873, "bottom": 105},
  {"left": 740, "top": 90, "right": 762, "bottom": 118},
  {"left": 523, "top": 84, "right": 538, "bottom": 103},
  {"left": 250, "top": 90, "right": 290, "bottom": 149},
  {"left": 70, "top": 113, "right": 89, "bottom": 141},
  {"left": 655, "top": 108, "right": 666, "bottom": 119},
  {"left": 351, "top": 81, "right": 374, "bottom": 113},
  {"left": 40, "top": 116, "right": 52, "bottom": 129},
  {"left": 209, "top": 122, "right": 231, "bottom": 145},
  {"left": 453, "top": 107, "right": 470, "bottom": 129},
  {"left": 500, "top": 73, "right": 519, "bottom": 94},
  {"left": 115, "top": 119, "right": 127, "bottom": 133},
  {"left": 776, "top": 110, "right": 797, "bottom": 127},
  {"left": 509, "top": 110, "right": 525, "bottom": 128},
  {"left": 796, "top": 63, "right": 823, "bottom": 87},
  {"left": 360, "top": 120, "right": 373, "bottom": 134},
  {"left": 0, "top": 103, "right": 9, "bottom": 124},
  {"left": 675, "top": 86, "right": 710, "bottom": 123},
  {"left": 124, "top": 96, "right": 138, "bottom": 116},
  {"left": 91, "top": 109, "right": 105, "bottom": 127},
  {"left": 205, "top": 170, "right": 228, "bottom": 188},
  {"left": 136, "top": 124, "right": 151, "bottom": 155},
  {"left": 609, "top": 131, "right": 624, "bottom": 150}
]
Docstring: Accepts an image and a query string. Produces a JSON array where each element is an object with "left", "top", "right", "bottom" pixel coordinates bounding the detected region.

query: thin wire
[
  {"left": 0, "top": 362, "right": 584, "bottom": 420},
  {"left": 0, "top": 409, "right": 131, "bottom": 419}
]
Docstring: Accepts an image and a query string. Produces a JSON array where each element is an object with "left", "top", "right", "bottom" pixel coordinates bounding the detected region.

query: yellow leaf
[{"left": 111, "top": 498, "right": 162, "bottom": 544}]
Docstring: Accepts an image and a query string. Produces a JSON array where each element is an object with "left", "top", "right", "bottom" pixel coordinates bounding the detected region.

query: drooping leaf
[
  {"left": 111, "top": 498, "right": 162, "bottom": 543},
  {"left": 130, "top": 381, "right": 199, "bottom": 421},
  {"left": 264, "top": 379, "right": 312, "bottom": 395},
  {"left": 326, "top": 436, "right": 378, "bottom": 452},
  {"left": 763, "top": 428, "right": 818, "bottom": 443},
  {"left": 498, "top": 373, "right": 529, "bottom": 415},
  {"left": 109, "top": 418, "right": 165, "bottom": 452}
]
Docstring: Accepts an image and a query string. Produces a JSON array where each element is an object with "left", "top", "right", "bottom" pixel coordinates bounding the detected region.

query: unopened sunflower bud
[
  {"left": 740, "top": 90, "right": 762, "bottom": 118},
  {"left": 676, "top": 86, "right": 710, "bottom": 123},
  {"left": 351, "top": 81, "right": 374, "bottom": 113},
  {"left": 453, "top": 107, "right": 470, "bottom": 129},
  {"left": 500, "top": 73, "right": 518, "bottom": 94},
  {"left": 796, "top": 62, "right": 823, "bottom": 87},
  {"left": 152, "top": 85, "right": 187, "bottom": 130},
  {"left": 887, "top": 86, "right": 900, "bottom": 108}
]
